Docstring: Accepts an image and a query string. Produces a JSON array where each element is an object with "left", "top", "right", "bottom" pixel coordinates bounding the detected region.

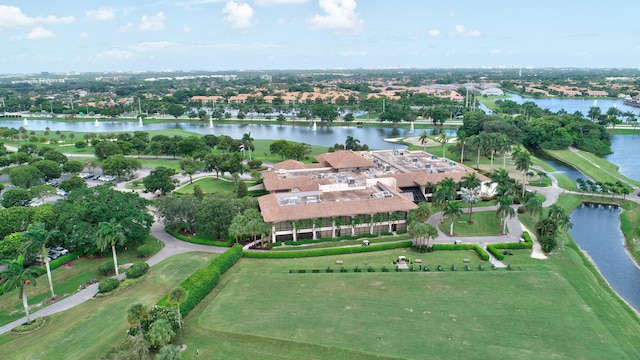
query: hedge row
[
  {"left": 157, "top": 244, "right": 242, "bottom": 317},
  {"left": 486, "top": 231, "right": 534, "bottom": 261},
  {"left": 243, "top": 241, "right": 413, "bottom": 259},
  {"left": 125, "top": 262, "right": 149, "bottom": 278},
  {"left": 165, "top": 228, "right": 234, "bottom": 247},
  {"left": 431, "top": 244, "right": 490, "bottom": 261}
]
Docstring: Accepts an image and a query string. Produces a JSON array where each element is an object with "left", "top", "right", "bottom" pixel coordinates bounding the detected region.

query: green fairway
[
  {"left": 183, "top": 248, "right": 640, "bottom": 360},
  {"left": 0, "top": 252, "right": 216, "bottom": 360},
  {"left": 545, "top": 149, "right": 640, "bottom": 188},
  {"left": 0, "top": 236, "right": 163, "bottom": 325},
  {"left": 438, "top": 210, "right": 504, "bottom": 236}
]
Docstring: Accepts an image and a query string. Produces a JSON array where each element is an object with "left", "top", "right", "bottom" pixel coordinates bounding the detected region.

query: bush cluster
[
  {"left": 49, "top": 252, "right": 80, "bottom": 271},
  {"left": 98, "top": 278, "right": 120, "bottom": 293},
  {"left": 486, "top": 231, "right": 534, "bottom": 260},
  {"left": 243, "top": 241, "right": 412, "bottom": 259},
  {"left": 157, "top": 244, "right": 242, "bottom": 317},
  {"left": 136, "top": 244, "right": 154, "bottom": 258},
  {"left": 98, "top": 261, "right": 116, "bottom": 276},
  {"left": 125, "top": 262, "right": 149, "bottom": 279}
]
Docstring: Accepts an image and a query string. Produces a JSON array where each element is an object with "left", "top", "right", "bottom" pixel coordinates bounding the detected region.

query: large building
[{"left": 258, "top": 149, "right": 489, "bottom": 242}]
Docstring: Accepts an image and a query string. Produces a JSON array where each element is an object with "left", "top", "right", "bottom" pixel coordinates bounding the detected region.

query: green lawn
[
  {"left": 175, "top": 177, "right": 238, "bottom": 194},
  {"left": 0, "top": 252, "right": 216, "bottom": 360},
  {"left": 545, "top": 149, "right": 640, "bottom": 188},
  {"left": 183, "top": 247, "right": 640, "bottom": 359},
  {"left": 438, "top": 210, "right": 504, "bottom": 236},
  {"left": 0, "top": 236, "right": 163, "bottom": 325}
]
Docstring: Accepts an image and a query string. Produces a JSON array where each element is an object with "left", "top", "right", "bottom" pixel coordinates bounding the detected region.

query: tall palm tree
[
  {"left": 241, "top": 132, "right": 254, "bottom": 161},
  {"left": 514, "top": 149, "right": 532, "bottom": 196},
  {"left": 456, "top": 129, "right": 468, "bottom": 163},
  {"left": 23, "top": 222, "right": 56, "bottom": 299},
  {"left": 460, "top": 171, "right": 481, "bottom": 190},
  {"left": 168, "top": 286, "right": 188, "bottom": 346},
  {"left": 490, "top": 168, "right": 514, "bottom": 197},
  {"left": 548, "top": 205, "right": 573, "bottom": 249},
  {"left": 496, "top": 195, "right": 516, "bottom": 234},
  {"left": 418, "top": 130, "right": 429, "bottom": 152},
  {"left": 460, "top": 186, "right": 481, "bottom": 223},
  {"left": 96, "top": 219, "right": 126, "bottom": 277},
  {"left": 437, "top": 130, "right": 448, "bottom": 159},
  {"left": 523, "top": 191, "right": 543, "bottom": 219},
  {"left": 0, "top": 255, "right": 41, "bottom": 324},
  {"left": 442, "top": 200, "right": 463, "bottom": 236}
]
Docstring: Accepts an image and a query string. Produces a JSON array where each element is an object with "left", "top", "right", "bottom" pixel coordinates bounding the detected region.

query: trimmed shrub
[
  {"left": 431, "top": 243, "right": 490, "bottom": 261},
  {"left": 242, "top": 241, "right": 412, "bottom": 259},
  {"left": 98, "top": 278, "right": 120, "bottom": 293},
  {"left": 158, "top": 244, "right": 242, "bottom": 317},
  {"left": 486, "top": 244, "right": 505, "bottom": 260},
  {"left": 98, "top": 260, "right": 116, "bottom": 276},
  {"left": 126, "top": 262, "right": 149, "bottom": 279},
  {"left": 49, "top": 251, "right": 80, "bottom": 271},
  {"left": 136, "top": 244, "right": 154, "bottom": 258}
]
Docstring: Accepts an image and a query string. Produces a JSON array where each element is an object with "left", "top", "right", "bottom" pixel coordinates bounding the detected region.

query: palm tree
[
  {"left": 408, "top": 221, "right": 438, "bottom": 248},
  {"left": 95, "top": 219, "right": 126, "bottom": 277},
  {"left": 548, "top": 205, "right": 573, "bottom": 249},
  {"left": 241, "top": 132, "right": 254, "bottom": 161},
  {"left": 437, "top": 130, "right": 448, "bottom": 159},
  {"left": 460, "top": 186, "right": 481, "bottom": 223},
  {"left": 470, "top": 134, "right": 484, "bottom": 170},
  {"left": 496, "top": 195, "right": 516, "bottom": 234},
  {"left": 23, "top": 222, "right": 56, "bottom": 299},
  {"left": 345, "top": 136, "right": 360, "bottom": 150},
  {"left": 514, "top": 149, "right": 532, "bottom": 197},
  {"left": 523, "top": 191, "right": 543, "bottom": 219},
  {"left": 415, "top": 202, "right": 432, "bottom": 222},
  {"left": 490, "top": 168, "right": 514, "bottom": 197},
  {"left": 127, "top": 303, "right": 150, "bottom": 334},
  {"left": 418, "top": 130, "right": 429, "bottom": 152},
  {"left": 442, "top": 200, "right": 462, "bottom": 236},
  {"left": 0, "top": 255, "right": 41, "bottom": 324},
  {"left": 456, "top": 129, "right": 468, "bottom": 163},
  {"left": 432, "top": 177, "right": 457, "bottom": 207},
  {"left": 168, "top": 286, "right": 188, "bottom": 346},
  {"left": 460, "top": 171, "right": 481, "bottom": 190}
]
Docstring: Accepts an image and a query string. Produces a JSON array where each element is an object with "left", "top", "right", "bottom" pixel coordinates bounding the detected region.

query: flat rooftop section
[{"left": 363, "top": 149, "right": 468, "bottom": 174}]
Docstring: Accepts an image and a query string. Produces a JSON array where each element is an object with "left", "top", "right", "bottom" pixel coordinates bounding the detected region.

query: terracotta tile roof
[
  {"left": 274, "top": 159, "right": 307, "bottom": 171},
  {"left": 258, "top": 185, "right": 418, "bottom": 223},
  {"left": 314, "top": 150, "right": 377, "bottom": 169},
  {"left": 262, "top": 172, "right": 319, "bottom": 192}
]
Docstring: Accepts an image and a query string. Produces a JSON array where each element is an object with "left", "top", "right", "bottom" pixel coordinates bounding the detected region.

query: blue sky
[{"left": 1, "top": 0, "right": 639, "bottom": 74}]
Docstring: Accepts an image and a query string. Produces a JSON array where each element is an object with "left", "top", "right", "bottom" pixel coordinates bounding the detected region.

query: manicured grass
[
  {"left": 270, "top": 235, "right": 412, "bottom": 251},
  {"left": 438, "top": 210, "right": 504, "bottom": 236},
  {"left": 183, "top": 247, "right": 640, "bottom": 359},
  {"left": 545, "top": 149, "right": 639, "bottom": 188},
  {"left": 175, "top": 177, "right": 237, "bottom": 194},
  {"left": 137, "top": 158, "right": 182, "bottom": 170},
  {"left": 0, "top": 236, "right": 163, "bottom": 325},
  {"left": 0, "top": 252, "right": 216, "bottom": 360}
]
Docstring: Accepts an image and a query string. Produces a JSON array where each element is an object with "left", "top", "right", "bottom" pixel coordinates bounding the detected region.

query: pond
[
  {"left": 1, "top": 119, "right": 459, "bottom": 150},
  {"left": 569, "top": 204, "right": 640, "bottom": 312}
]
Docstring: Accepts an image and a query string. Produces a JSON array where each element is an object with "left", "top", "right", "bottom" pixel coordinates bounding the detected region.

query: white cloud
[
  {"left": 119, "top": 12, "right": 166, "bottom": 33},
  {"left": 255, "top": 0, "right": 308, "bottom": 5},
  {"left": 223, "top": 2, "right": 255, "bottom": 30},
  {"left": 26, "top": 27, "right": 56, "bottom": 40},
  {"left": 308, "top": 0, "right": 363, "bottom": 34},
  {"left": 427, "top": 29, "right": 441, "bottom": 37},
  {"left": 139, "top": 12, "right": 166, "bottom": 32},
  {"left": 0, "top": 5, "right": 75, "bottom": 29},
  {"left": 450, "top": 25, "right": 481, "bottom": 37},
  {"left": 79, "top": 32, "right": 89, "bottom": 38},
  {"left": 86, "top": 9, "right": 116, "bottom": 21}
]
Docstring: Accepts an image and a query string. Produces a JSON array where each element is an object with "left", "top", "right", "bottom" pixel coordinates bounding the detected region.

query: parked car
[
  {"left": 45, "top": 180, "right": 59, "bottom": 187},
  {"left": 56, "top": 189, "right": 69, "bottom": 196}
]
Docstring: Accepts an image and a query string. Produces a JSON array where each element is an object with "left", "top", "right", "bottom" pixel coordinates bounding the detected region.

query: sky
[{"left": 1, "top": 0, "right": 639, "bottom": 74}]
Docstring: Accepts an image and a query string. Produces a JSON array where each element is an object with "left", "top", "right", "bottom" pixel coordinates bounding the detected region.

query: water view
[
  {"left": 569, "top": 205, "right": 640, "bottom": 312},
  {"left": 505, "top": 93, "right": 640, "bottom": 118}
]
